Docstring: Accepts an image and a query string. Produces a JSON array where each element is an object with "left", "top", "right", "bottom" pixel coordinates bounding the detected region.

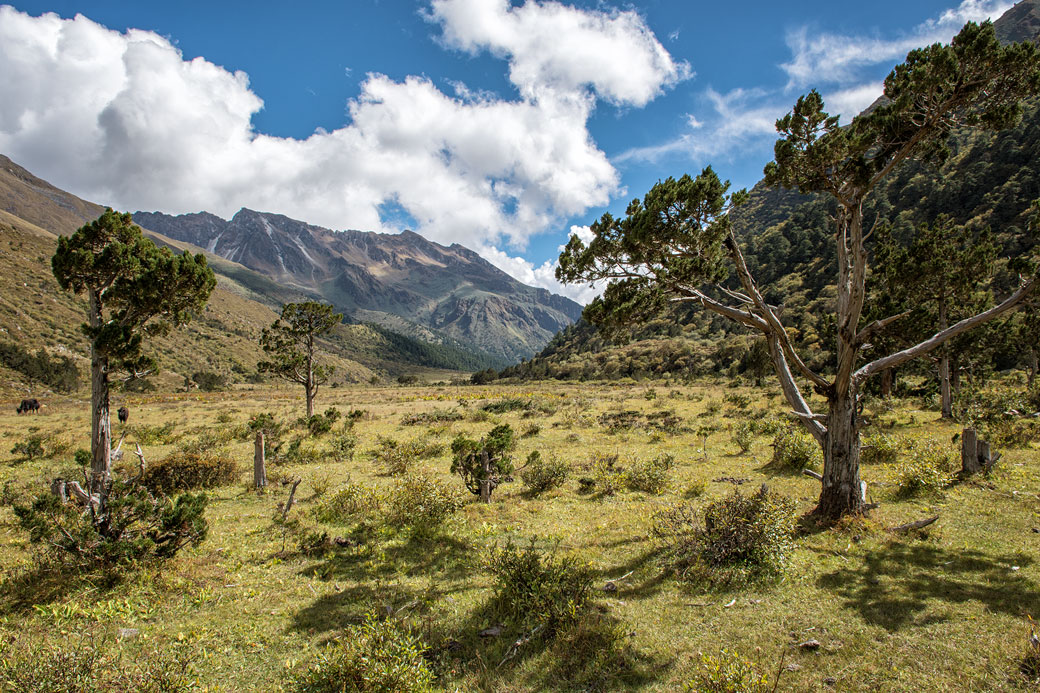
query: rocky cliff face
[{"left": 133, "top": 208, "right": 582, "bottom": 363}]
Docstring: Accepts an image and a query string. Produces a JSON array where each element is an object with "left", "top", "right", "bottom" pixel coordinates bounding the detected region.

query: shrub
[
  {"left": 683, "top": 649, "right": 770, "bottom": 692},
  {"left": 482, "top": 397, "right": 532, "bottom": 414},
  {"left": 290, "top": 614, "right": 434, "bottom": 693},
  {"left": 399, "top": 409, "right": 463, "bottom": 426},
  {"left": 10, "top": 432, "right": 46, "bottom": 461},
  {"left": 281, "top": 438, "right": 326, "bottom": 465},
  {"left": 0, "top": 631, "right": 198, "bottom": 693},
  {"left": 769, "top": 426, "right": 821, "bottom": 472},
  {"left": 654, "top": 487, "right": 797, "bottom": 586},
  {"left": 300, "top": 408, "right": 341, "bottom": 437},
  {"left": 589, "top": 452, "right": 629, "bottom": 496},
  {"left": 894, "top": 439, "right": 953, "bottom": 497},
  {"left": 14, "top": 482, "right": 208, "bottom": 570},
  {"left": 143, "top": 450, "right": 238, "bottom": 493},
  {"left": 723, "top": 392, "right": 752, "bottom": 409},
  {"left": 732, "top": 421, "right": 755, "bottom": 454},
  {"left": 131, "top": 422, "right": 178, "bottom": 445},
  {"left": 313, "top": 482, "right": 384, "bottom": 524},
  {"left": 370, "top": 436, "right": 445, "bottom": 476},
  {"left": 191, "top": 370, "right": 227, "bottom": 391},
  {"left": 483, "top": 540, "right": 593, "bottom": 635},
  {"left": 861, "top": 431, "right": 901, "bottom": 465},
  {"left": 384, "top": 473, "right": 464, "bottom": 535},
  {"left": 521, "top": 451, "right": 570, "bottom": 494},
  {"left": 329, "top": 431, "right": 358, "bottom": 462},
  {"left": 450, "top": 424, "right": 515, "bottom": 499},
  {"left": 627, "top": 454, "right": 674, "bottom": 494}
]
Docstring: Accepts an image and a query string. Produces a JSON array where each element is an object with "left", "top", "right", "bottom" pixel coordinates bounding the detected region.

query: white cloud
[
  {"left": 823, "top": 81, "right": 885, "bottom": 122},
  {"left": 781, "top": 0, "right": 1014, "bottom": 88},
  {"left": 478, "top": 225, "right": 604, "bottom": 304},
  {"left": 428, "top": 0, "right": 690, "bottom": 106},
  {"left": 0, "top": 3, "right": 683, "bottom": 290}
]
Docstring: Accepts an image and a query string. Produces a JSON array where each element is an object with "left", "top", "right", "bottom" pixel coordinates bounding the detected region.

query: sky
[{"left": 0, "top": 0, "right": 1018, "bottom": 303}]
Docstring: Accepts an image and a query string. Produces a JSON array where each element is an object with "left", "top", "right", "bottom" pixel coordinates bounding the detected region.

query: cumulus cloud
[
  {"left": 480, "top": 225, "right": 604, "bottom": 304},
  {"left": 781, "top": 0, "right": 1014, "bottom": 88},
  {"left": 428, "top": 0, "right": 690, "bottom": 106},
  {"left": 0, "top": 3, "right": 682, "bottom": 290}
]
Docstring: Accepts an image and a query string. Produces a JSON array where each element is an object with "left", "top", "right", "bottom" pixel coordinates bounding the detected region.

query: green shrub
[
  {"left": 290, "top": 614, "right": 434, "bottom": 693},
  {"left": 520, "top": 451, "right": 570, "bottom": 494},
  {"left": 483, "top": 540, "right": 593, "bottom": 635},
  {"left": 0, "top": 631, "right": 198, "bottom": 692},
  {"left": 300, "top": 408, "right": 341, "bottom": 437},
  {"left": 654, "top": 487, "right": 796, "bottom": 587},
  {"left": 14, "top": 483, "right": 208, "bottom": 570},
  {"left": 143, "top": 450, "right": 238, "bottom": 493},
  {"left": 131, "top": 422, "right": 178, "bottom": 445},
  {"left": 723, "top": 392, "right": 752, "bottom": 409},
  {"left": 769, "top": 425, "right": 821, "bottom": 471},
  {"left": 861, "top": 431, "right": 901, "bottom": 465},
  {"left": 450, "top": 424, "right": 515, "bottom": 499},
  {"left": 191, "top": 370, "right": 227, "bottom": 392},
  {"left": 482, "top": 397, "right": 532, "bottom": 414},
  {"left": 329, "top": 431, "right": 358, "bottom": 462},
  {"left": 627, "top": 454, "right": 674, "bottom": 494},
  {"left": 589, "top": 452, "right": 629, "bottom": 496},
  {"left": 894, "top": 439, "right": 953, "bottom": 497},
  {"left": 10, "top": 432, "right": 46, "bottom": 461},
  {"left": 383, "top": 473, "right": 464, "bottom": 535},
  {"left": 683, "top": 649, "right": 770, "bottom": 692},
  {"left": 313, "top": 482, "right": 384, "bottom": 524},
  {"left": 399, "top": 409, "right": 463, "bottom": 426},
  {"left": 732, "top": 421, "right": 755, "bottom": 453},
  {"left": 370, "top": 436, "right": 445, "bottom": 476},
  {"left": 281, "top": 438, "right": 326, "bottom": 464}
]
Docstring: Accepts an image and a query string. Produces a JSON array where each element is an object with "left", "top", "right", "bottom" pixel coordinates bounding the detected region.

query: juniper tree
[
  {"left": 258, "top": 301, "right": 342, "bottom": 417},
  {"left": 558, "top": 21, "right": 1040, "bottom": 520},
  {"left": 52, "top": 209, "right": 216, "bottom": 487}
]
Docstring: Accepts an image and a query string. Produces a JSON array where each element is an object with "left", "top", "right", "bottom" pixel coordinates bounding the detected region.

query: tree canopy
[{"left": 259, "top": 301, "right": 342, "bottom": 417}]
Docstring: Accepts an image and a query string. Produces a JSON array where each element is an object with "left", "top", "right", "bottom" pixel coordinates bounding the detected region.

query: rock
[
  {"left": 117, "top": 628, "right": 139, "bottom": 640},
  {"left": 479, "top": 625, "right": 502, "bottom": 638},
  {"left": 823, "top": 677, "right": 837, "bottom": 686},
  {"left": 799, "top": 639, "right": 821, "bottom": 650},
  {"left": 785, "top": 663, "right": 802, "bottom": 672}
]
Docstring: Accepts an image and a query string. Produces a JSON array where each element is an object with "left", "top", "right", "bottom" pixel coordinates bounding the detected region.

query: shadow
[
  {"left": 0, "top": 563, "right": 121, "bottom": 614},
  {"left": 817, "top": 540, "right": 1039, "bottom": 631}
]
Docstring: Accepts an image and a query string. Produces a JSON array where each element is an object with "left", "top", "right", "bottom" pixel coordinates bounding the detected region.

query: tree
[
  {"left": 558, "top": 21, "right": 1040, "bottom": 520},
  {"left": 873, "top": 217, "right": 998, "bottom": 416},
  {"left": 258, "top": 301, "right": 342, "bottom": 416},
  {"left": 52, "top": 209, "right": 216, "bottom": 487},
  {"left": 450, "top": 424, "right": 515, "bottom": 503}
]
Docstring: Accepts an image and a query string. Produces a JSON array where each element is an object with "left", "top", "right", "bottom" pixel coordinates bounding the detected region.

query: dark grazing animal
[
  {"left": 117, "top": 406, "right": 129, "bottom": 424},
  {"left": 16, "top": 398, "right": 40, "bottom": 415}
]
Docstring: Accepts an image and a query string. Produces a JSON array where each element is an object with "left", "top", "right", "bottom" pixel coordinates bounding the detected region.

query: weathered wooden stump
[
  {"left": 961, "top": 427, "right": 999, "bottom": 476},
  {"left": 254, "top": 432, "right": 267, "bottom": 489}
]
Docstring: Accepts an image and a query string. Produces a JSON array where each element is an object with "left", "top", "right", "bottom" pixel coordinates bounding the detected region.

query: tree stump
[
  {"left": 961, "top": 427, "right": 999, "bottom": 476},
  {"left": 254, "top": 432, "right": 267, "bottom": 489},
  {"left": 50, "top": 478, "right": 67, "bottom": 503}
]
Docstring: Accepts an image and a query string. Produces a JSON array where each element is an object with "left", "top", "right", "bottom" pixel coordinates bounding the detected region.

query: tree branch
[
  {"left": 854, "top": 311, "right": 913, "bottom": 346},
  {"left": 855, "top": 276, "right": 1038, "bottom": 382}
]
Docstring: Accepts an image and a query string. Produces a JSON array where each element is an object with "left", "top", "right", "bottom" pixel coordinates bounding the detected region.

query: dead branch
[
  {"left": 802, "top": 469, "right": 823, "bottom": 481},
  {"left": 890, "top": 515, "right": 939, "bottom": 533},
  {"left": 281, "top": 477, "right": 302, "bottom": 522}
]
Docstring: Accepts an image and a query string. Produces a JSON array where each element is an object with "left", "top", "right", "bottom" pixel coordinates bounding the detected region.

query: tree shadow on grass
[{"left": 817, "top": 540, "right": 1039, "bottom": 631}]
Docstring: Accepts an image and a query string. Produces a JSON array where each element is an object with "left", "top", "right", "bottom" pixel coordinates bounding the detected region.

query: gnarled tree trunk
[
  {"left": 816, "top": 391, "right": 865, "bottom": 519},
  {"left": 88, "top": 290, "right": 111, "bottom": 489}
]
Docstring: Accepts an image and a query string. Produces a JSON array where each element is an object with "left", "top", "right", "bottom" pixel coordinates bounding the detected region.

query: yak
[
  {"left": 16, "top": 398, "right": 40, "bottom": 414},
  {"left": 118, "top": 406, "right": 129, "bottom": 425}
]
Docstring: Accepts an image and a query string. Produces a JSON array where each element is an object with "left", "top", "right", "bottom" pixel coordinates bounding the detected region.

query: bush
[
  {"left": 384, "top": 473, "right": 464, "bottom": 535},
  {"left": 14, "top": 482, "right": 208, "bottom": 570},
  {"left": 520, "top": 451, "right": 570, "bottom": 494},
  {"left": 313, "top": 482, "right": 384, "bottom": 524},
  {"left": 894, "top": 439, "right": 953, "bottom": 497},
  {"left": 300, "top": 408, "right": 341, "bottom": 437},
  {"left": 329, "top": 431, "right": 358, "bottom": 462},
  {"left": 370, "top": 436, "right": 445, "bottom": 476},
  {"left": 482, "top": 397, "right": 533, "bottom": 414},
  {"left": 627, "top": 454, "right": 674, "bottom": 494},
  {"left": 0, "top": 631, "right": 198, "bottom": 693},
  {"left": 399, "top": 408, "right": 463, "bottom": 426},
  {"left": 732, "top": 421, "right": 755, "bottom": 453},
  {"left": 654, "top": 487, "right": 796, "bottom": 587},
  {"left": 10, "top": 431, "right": 46, "bottom": 461},
  {"left": 588, "top": 452, "right": 629, "bottom": 496},
  {"left": 191, "top": 370, "right": 227, "bottom": 392},
  {"left": 450, "top": 424, "right": 515, "bottom": 499},
  {"left": 143, "top": 450, "right": 238, "bottom": 493},
  {"left": 769, "top": 426, "right": 821, "bottom": 472},
  {"left": 683, "top": 649, "right": 770, "bottom": 692},
  {"left": 0, "top": 341, "right": 80, "bottom": 392},
  {"left": 131, "top": 422, "right": 178, "bottom": 445},
  {"left": 483, "top": 540, "right": 593, "bottom": 635},
  {"left": 290, "top": 614, "right": 434, "bottom": 693},
  {"left": 861, "top": 431, "right": 901, "bottom": 465}
]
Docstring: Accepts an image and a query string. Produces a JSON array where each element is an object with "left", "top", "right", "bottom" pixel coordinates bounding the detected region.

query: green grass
[{"left": 0, "top": 380, "right": 1038, "bottom": 691}]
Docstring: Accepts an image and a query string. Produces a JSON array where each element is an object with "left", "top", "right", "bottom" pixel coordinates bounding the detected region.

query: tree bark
[
  {"left": 305, "top": 332, "right": 315, "bottom": 418},
  {"left": 254, "top": 432, "right": 267, "bottom": 489},
  {"left": 88, "top": 290, "right": 111, "bottom": 490},
  {"left": 815, "top": 392, "right": 865, "bottom": 519},
  {"left": 880, "top": 368, "right": 894, "bottom": 397},
  {"left": 479, "top": 450, "right": 492, "bottom": 503}
]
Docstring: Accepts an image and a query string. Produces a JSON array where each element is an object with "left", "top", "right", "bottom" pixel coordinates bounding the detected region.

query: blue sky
[{"left": 0, "top": 0, "right": 1016, "bottom": 301}]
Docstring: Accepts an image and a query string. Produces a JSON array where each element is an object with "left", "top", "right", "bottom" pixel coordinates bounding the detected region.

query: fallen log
[{"left": 890, "top": 515, "right": 939, "bottom": 534}]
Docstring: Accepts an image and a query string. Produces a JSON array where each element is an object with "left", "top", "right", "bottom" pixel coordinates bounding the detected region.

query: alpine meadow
[{"left": 2, "top": 2, "right": 1040, "bottom": 692}]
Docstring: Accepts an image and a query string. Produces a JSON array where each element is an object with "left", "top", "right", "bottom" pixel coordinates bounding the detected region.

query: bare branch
[
  {"left": 855, "top": 277, "right": 1038, "bottom": 382},
  {"left": 855, "top": 311, "right": 912, "bottom": 346},
  {"left": 767, "top": 335, "right": 826, "bottom": 443}
]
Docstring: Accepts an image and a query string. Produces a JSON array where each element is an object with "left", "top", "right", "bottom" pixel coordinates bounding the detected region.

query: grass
[{"left": 0, "top": 380, "right": 1038, "bottom": 691}]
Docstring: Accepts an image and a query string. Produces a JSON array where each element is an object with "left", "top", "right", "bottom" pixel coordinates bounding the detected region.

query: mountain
[
  {"left": 504, "top": 3, "right": 1040, "bottom": 383},
  {"left": 0, "top": 155, "right": 504, "bottom": 397},
  {"left": 133, "top": 208, "right": 583, "bottom": 364}
]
